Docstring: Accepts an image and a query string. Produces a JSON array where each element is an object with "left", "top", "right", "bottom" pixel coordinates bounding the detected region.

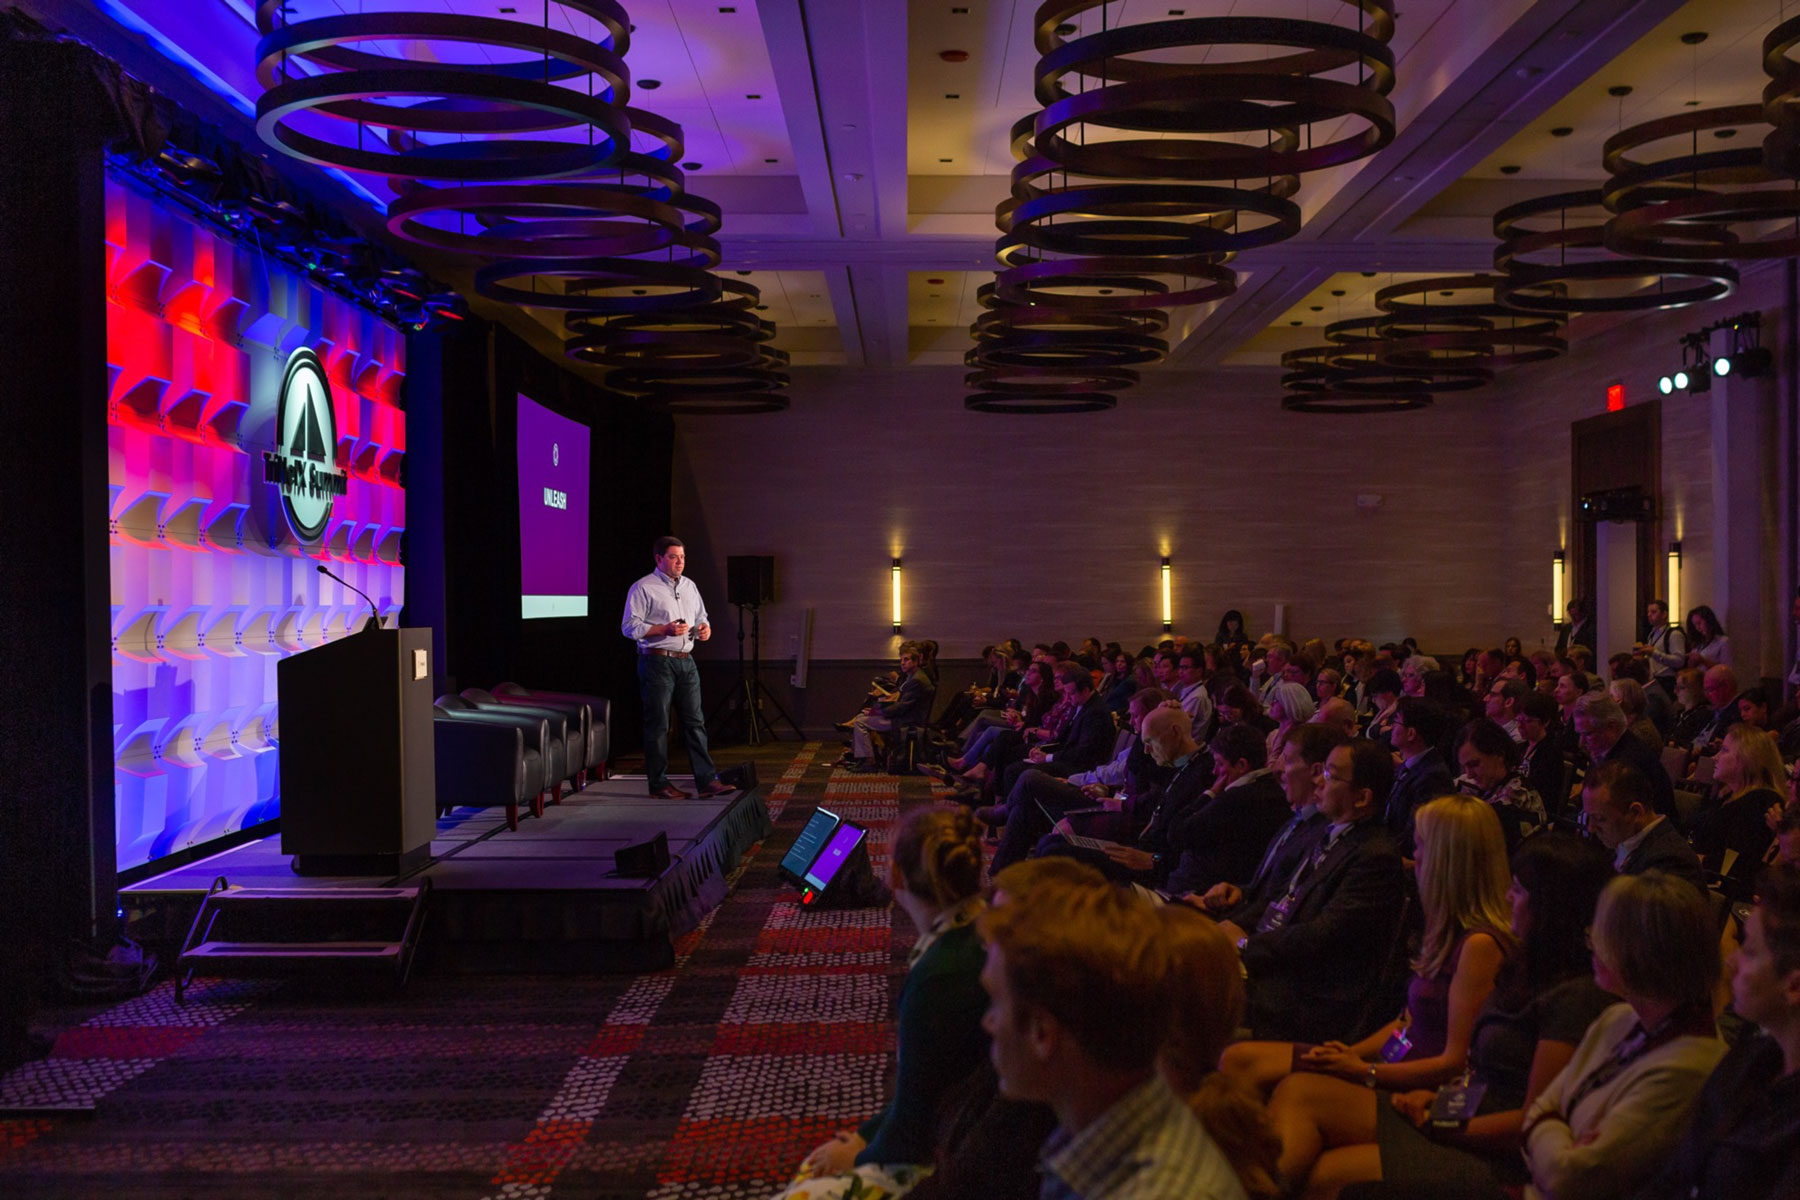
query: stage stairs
[{"left": 174, "top": 877, "right": 431, "bottom": 1001}]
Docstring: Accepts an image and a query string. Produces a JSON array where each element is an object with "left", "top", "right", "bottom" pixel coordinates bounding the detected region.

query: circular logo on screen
[
  {"left": 261, "top": 348, "right": 348, "bottom": 543},
  {"left": 553, "top": 442, "right": 560, "bottom": 467}
]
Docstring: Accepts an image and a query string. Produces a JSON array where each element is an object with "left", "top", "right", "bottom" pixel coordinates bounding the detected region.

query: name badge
[
  {"left": 1430, "top": 1078, "right": 1487, "bottom": 1127},
  {"left": 1258, "top": 894, "right": 1295, "bottom": 933},
  {"left": 1378, "top": 1027, "right": 1413, "bottom": 1063}
]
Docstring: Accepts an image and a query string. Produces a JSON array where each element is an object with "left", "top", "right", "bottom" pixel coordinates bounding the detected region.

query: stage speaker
[
  {"left": 717, "top": 761, "right": 759, "bottom": 792},
  {"left": 615, "top": 832, "right": 670, "bottom": 878},
  {"left": 727, "top": 555, "right": 776, "bottom": 607}
]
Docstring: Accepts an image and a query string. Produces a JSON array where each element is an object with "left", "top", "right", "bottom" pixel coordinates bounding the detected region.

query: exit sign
[{"left": 1606, "top": 383, "right": 1625, "bottom": 411}]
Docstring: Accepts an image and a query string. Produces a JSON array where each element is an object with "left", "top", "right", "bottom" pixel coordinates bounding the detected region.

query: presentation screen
[{"left": 518, "top": 394, "right": 591, "bottom": 619}]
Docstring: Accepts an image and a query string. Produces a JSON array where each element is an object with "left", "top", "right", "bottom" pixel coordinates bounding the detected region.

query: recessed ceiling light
[
  {"left": 1550, "top": 126, "right": 1573, "bottom": 138},
  {"left": 945, "top": 93, "right": 960, "bottom": 99},
  {"left": 1290, "top": 320, "right": 1303, "bottom": 326},
  {"left": 639, "top": 79, "right": 661, "bottom": 90},
  {"left": 1055, "top": 22, "right": 1076, "bottom": 35},
  {"left": 952, "top": 6, "right": 968, "bottom": 12},
  {"left": 718, "top": 6, "right": 737, "bottom": 12},
  {"left": 764, "top": 157, "right": 777, "bottom": 163},
  {"left": 1439, "top": 290, "right": 1454, "bottom": 297},
  {"left": 1680, "top": 31, "right": 1708, "bottom": 45},
  {"left": 500, "top": 5, "right": 516, "bottom": 11},
  {"left": 809, "top": 294, "right": 819, "bottom": 298},
  {"left": 1331, "top": 289, "right": 1346, "bottom": 297},
  {"left": 1685, "top": 99, "right": 1703, "bottom": 107},
  {"left": 1500, "top": 164, "right": 1522, "bottom": 174},
  {"left": 929, "top": 294, "right": 940, "bottom": 298},
  {"left": 632, "top": 289, "right": 647, "bottom": 295},
  {"left": 683, "top": 161, "right": 702, "bottom": 169},
  {"left": 1714, "top": 128, "right": 1737, "bottom": 139},
  {"left": 927, "top": 278, "right": 944, "bottom": 284},
  {"left": 940, "top": 49, "right": 969, "bottom": 62},
  {"left": 1361, "top": 271, "right": 1377, "bottom": 277},
  {"left": 1310, "top": 305, "right": 1324, "bottom": 312},
  {"left": 755, "top": 304, "right": 769, "bottom": 310},
  {"left": 736, "top": 270, "right": 753, "bottom": 276},
  {"left": 939, "top": 157, "right": 952, "bottom": 162},
  {"left": 745, "top": 93, "right": 761, "bottom": 99},
  {"left": 1168, "top": 8, "right": 1186, "bottom": 14},
  {"left": 1608, "top": 85, "right": 1633, "bottom": 97}
]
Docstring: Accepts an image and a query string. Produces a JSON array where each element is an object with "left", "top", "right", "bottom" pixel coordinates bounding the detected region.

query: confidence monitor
[
  {"left": 779, "top": 807, "right": 840, "bottom": 886},
  {"left": 517, "top": 394, "right": 591, "bottom": 619}
]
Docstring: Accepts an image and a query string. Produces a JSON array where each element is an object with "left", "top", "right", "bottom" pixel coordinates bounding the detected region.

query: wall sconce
[
  {"left": 1667, "top": 542, "right": 1682, "bottom": 628},
  {"left": 1160, "top": 557, "right": 1173, "bottom": 632},
  {"left": 1551, "top": 551, "right": 1566, "bottom": 626},
  {"left": 891, "top": 557, "right": 903, "bottom": 633}
]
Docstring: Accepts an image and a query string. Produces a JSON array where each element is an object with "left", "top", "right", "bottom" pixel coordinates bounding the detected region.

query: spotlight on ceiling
[{"left": 1715, "top": 315, "right": 1773, "bottom": 378}]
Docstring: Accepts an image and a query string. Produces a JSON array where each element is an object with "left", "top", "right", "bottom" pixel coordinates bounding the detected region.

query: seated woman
[
  {"left": 1450, "top": 718, "right": 1547, "bottom": 851},
  {"left": 783, "top": 810, "right": 989, "bottom": 1199},
  {"left": 1219, "top": 682, "right": 1279, "bottom": 737},
  {"left": 953, "top": 650, "right": 1036, "bottom": 754},
  {"left": 1237, "top": 796, "right": 1513, "bottom": 1192},
  {"left": 1514, "top": 871, "right": 1726, "bottom": 1200},
  {"left": 1264, "top": 681, "right": 1317, "bottom": 767},
  {"left": 1642, "top": 863, "right": 1800, "bottom": 1200},
  {"left": 1307, "top": 832, "right": 1617, "bottom": 1200},
  {"left": 947, "top": 659, "right": 1052, "bottom": 770},
  {"left": 1691, "top": 724, "right": 1783, "bottom": 899},
  {"left": 1100, "top": 647, "right": 1139, "bottom": 717},
  {"left": 1666, "top": 667, "right": 1712, "bottom": 748}
]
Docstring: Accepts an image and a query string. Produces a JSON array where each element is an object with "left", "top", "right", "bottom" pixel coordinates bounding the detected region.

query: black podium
[{"left": 278, "top": 628, "right": 437, "bottom": 875}]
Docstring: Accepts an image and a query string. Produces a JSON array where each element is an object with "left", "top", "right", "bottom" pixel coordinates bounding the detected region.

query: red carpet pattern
[{"left": 0, "top": 741, "right": 941, "bottom": 1200}]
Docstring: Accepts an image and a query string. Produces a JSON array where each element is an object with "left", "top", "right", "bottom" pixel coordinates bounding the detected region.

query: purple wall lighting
[{"left": 106, "top": 170, "right": 407, "bottom": 873}]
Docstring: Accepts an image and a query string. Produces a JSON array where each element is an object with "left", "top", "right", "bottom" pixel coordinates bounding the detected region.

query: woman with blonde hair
[
  {"left": 1692, "top": 724, "right": 1784, "bottom": 899},
  {"left": 1224, "top": 796, "right": 1514, "bottom": 1192},
  {"left": 1159, "top": 906, "right": 1283, "bottom": 1199},
  {"left": 1264, "top": 681, "right": 1318, "bottom": 764},
  {"left": 786, "top": 809, "right": 989, "bottom": 1198}
]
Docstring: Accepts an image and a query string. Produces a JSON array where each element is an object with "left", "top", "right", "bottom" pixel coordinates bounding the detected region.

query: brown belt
[{"left": 641, "top": 647, "right": 691, "bottom": 658}]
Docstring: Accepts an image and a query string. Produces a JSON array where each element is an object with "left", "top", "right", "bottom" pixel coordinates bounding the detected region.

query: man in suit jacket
[
  {"left": 1581, "top": 760, "right": 1708, "bottom": 894},
  {"left": 845, "top": 642, "right": 936, "bottom": 769},
  {"left": 1574, "top": 692, "right": 1676, "bottom": 820},
  {"left": 1218, "top": 737, "right": 1408, "bottom": 1044},
  {"left": 1161, "top": 721, "right": 1292, "bottom": 896},
  {"left": 1384, "top": 696, "right": 1456, "bottom": 859},
  {"left": 988, "top": 664, "right": 1117, "bottom": 800},
  {"left": 1518, "top": 691, "right": 1569, "bottom": 820}
]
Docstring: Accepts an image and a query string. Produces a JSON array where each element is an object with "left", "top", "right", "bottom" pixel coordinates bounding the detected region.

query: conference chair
[
  {"left": 458, "top": 689, "right": 580, "bottom": 801},
  {"left": 436, "top": 696, "right": 561, "bottom": 812},
  {"left": 493, "top": 682, "right": 610, "bottom": 783},
  {"left": 431, "top": 711, "right": 536, "bottom": 831}
]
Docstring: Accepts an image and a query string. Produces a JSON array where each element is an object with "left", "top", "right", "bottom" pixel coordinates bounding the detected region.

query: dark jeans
[
  {"left": 639, "top": 653, "right": 716, "bottom": 791},
  {"left": 992, "top": 770, "right": 1088, "bottom": 873}
]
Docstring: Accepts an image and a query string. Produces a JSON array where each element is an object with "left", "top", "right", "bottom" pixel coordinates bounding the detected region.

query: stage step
[{"left": 175, "top": 877, "right": 430, "bottom": 1001}]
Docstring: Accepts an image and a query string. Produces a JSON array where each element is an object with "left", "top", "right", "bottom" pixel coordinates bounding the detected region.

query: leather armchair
[
  {"left": 493, "top": 683, "right": 611, "bottom": 778},
  {"left": 457, "top": 689, "right": 580, "bottom": 800},
  {"left": 435, "top": 695, "right": 560, "bottom": 811},
  {"left": 432, "top": 711, "right": 536, "bottom": 831}
]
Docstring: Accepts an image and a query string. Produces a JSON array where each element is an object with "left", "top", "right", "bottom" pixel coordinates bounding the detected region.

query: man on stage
[{"left": 622, "top": 536, "right": 733, "bottom": 799}]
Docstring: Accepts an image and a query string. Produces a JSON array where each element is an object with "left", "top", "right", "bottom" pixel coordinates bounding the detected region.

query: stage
[{"left": 120, "top": 775, "right": 773, "bottom": 974}]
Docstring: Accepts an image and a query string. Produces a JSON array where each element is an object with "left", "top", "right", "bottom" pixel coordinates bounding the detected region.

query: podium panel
[{"left": 278, "top": 628, "right": 436, "bottom": 874}]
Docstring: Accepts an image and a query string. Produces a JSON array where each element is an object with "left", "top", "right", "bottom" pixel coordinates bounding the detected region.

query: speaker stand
[{"left": 707, "top": 604, "right": 802, "bottom": 745}]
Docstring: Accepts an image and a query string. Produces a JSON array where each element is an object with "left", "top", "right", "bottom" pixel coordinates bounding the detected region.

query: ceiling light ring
[
  {"left": 1279, "top": 391, "right": 1434, "bottom": 414},
  {"left": 994, "top": 258, "right": 1236, "bottom": 311},
  {"left": 966, "top": 332, "right": 1169, "bottom": 370},
  {"left": 1031, "top": 74, "right": 1396, "bottom": 179},
  {"left": 1033, "top": 8, "right": 1396, "bottom": 95},
  {"left": 252, "top": 6, "right": 631, "bottom": 90},
  {"left": 965, "top": 392, "right": 1118, "bottom": 414},
  {"left": 999, "top": 185, "right": 1301, "bottom": 257},
  {"left": 1606, "top": 189, "right": 1800, "bottom": 260},
  {"left": 606, "top": 364, "right": 790, "bottom": 396},
  {"left": 565, "top": 329, "right": 767, "bottom": 371},
  {"left": 385, "top": 182, "right": 706, "bottom": 259},
  {"left": 256, "top": 70, "right": 629, "bottom": 180},
  {"left": 475, "top": 256, "right": 723, "bottom": 314}
]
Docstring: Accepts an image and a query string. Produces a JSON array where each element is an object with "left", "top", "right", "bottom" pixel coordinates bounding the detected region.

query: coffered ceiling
[{"left": 34, "top": 0, "right": 1791, "bottom": 386}]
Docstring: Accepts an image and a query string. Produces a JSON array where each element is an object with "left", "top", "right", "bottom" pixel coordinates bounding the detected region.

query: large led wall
[{"left": 106, "top": 172, "right": 407, "bottom": 873}]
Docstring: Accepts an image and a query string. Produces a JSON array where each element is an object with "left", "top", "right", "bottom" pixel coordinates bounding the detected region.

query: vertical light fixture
[
  {"left": 891, "top": 557, "right": 903, "bottom": 633},
  {"left": 1160, "top": 556, "right": 1173, "bottom": 632},
  {"left": 1667, "top": 542, "right": 1682, "bottom": 628},
  {"left": 1551, "top": 551, "right": 1567, "bottom": 625}
]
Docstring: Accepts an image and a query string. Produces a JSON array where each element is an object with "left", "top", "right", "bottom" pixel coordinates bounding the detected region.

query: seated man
[
  {"left": 1483, "top": 676, "right": 1528, "bottom": 742},
  {"left": 1195, "top": 723, "right": 1348, "bottom": 918},
  {"left": 1156, "top": 720, "right": 1290, "bottom": 897},
  {"left": 1692, "top": 663, "right": 1742, "bottom": 750},
  {"left": 841, "top": 642, "right": 935, "bottom": 772},
  {"left": 977, "top": 873, "right": 1246, "bottom": 1200},
  {"left": 1384, "top": 696, "right": 1455, "bottom": 860},
  {"left": 1579, "top": 759, "right": 1708, "bottom": 894},
  {"left": 1573, "top": 692, "right": 1676, "bottom": 820},
  {"left": 1174, "top": 645, "right": 1217, "bottom": 741},
  {"left": 1217, "top": 737, "right": 1408, "bottom": 1044}
]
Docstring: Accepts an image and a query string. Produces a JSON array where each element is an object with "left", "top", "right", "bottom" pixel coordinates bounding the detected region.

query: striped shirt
[
  {"left": 620, "top": 568, "right": 709, "bottom": 651},
  {"left": 1039, "top": 1075, "right": 1246, "bottom": 1200}
]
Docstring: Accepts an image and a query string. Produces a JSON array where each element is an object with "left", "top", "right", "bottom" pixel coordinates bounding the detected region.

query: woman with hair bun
[{"left": 784, "top": 809, "right": 990, "bottom": 1198}]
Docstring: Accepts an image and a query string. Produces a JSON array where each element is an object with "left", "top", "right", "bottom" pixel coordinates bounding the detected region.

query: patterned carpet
[{"left": 0, "top": 741, "right": 943, "bottom": 1200}]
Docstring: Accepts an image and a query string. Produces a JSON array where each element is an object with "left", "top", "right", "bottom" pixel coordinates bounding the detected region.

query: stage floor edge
[{"left": 120, "top": 775, "right": 773, "bottom": 974}]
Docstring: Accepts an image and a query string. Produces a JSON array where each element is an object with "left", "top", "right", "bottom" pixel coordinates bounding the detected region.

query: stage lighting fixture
[
  {"left": 1160, "top": 557, "right": 1173, "bottom": 632},
  {"left": 891, "top": 558, "right": 903, "bottom": 633},
  {"left": 1715, "top": 318, "right": 1773, "bottom": 378}
]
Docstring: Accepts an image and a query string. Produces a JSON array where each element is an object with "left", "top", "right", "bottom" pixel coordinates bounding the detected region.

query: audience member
[
  {"left": 1516, "top": 692, "right": 1567, "bottom": 820},
  {"left": 1256, "top": 796, "right": 1516, "bottom": 1194},
  {"left": 1099, "top": 648, "right": 1138, "bottom": 717},
  {"left": 1314, "top": 833, "right": 1618, "bottom": 1199},
  {"left": 1691, "top": 725, "right": 1783, "bottom": 900},
  {"left": 1518, "top": 872, "right": 1726, "bottom": 1199},
  {"left": 1557, "top": 599, "right": 1595, "bottom": 660},
  {"left": 1452, "top": 719, "right": 1546, "bottom": 851},
  {"left": 1736, "top": 685, "right": 1772, "bottom": 731},
  {"left": 1176, "top": 645, "right": 1218, "bottom": 739},
  {"left": 1635, "top": 598, "right": 1687, "bottom": 691},
  {"left": 1691, "top": 663, "right": 1742, "bottom": 751},
  {"left": 1264, "top": 681, "right": 1317, "bottom": 763},
  {"left": 1363, "top": 669, "right": 1404, "bottom": 746},
  {"left": 1666, "top": 667, "right": 1712, "bottom": 748},
  {"left": 1312, "top": 697, "right": 1358, "bottom": 737},
  {"left": 1581, "top": 761, "right": 1708, "bottom": 893},
  {"left": 841, "top": 642, "right": 937, "bottom": 772},
  {"left": 1383, "top": 697, "right": 1455, "bottom": 860},
  {"left": 1481, "top": 677, "right": 1527, "bottom": 741},
  {"left": 1608, "top": 678, "right": 1661, "bottom": 751},
  {"left": 1314, "top": 668, "right": 1344, "bottom": 708},
  {"left": 1219, "top": 683, "right": 1278, "bottom": 737},
  {"left": 1642, "top": 863, "right": 1800, "bottom": 1200},
  {"left": 788, "top": 811, "right": 987, "bottom": 1195},
  {"left": 1217, "top": 610, "right": 1252, "bottom": 657},
  {"left": 1573, "top": 693, "right": 1676, "bottom": 820},
  {"left": 978, "top": 875, "right": 1248, "bottom": 1199},
  {"left": 1218, "top": 739, "right": 1409, "bottom": 1043},
  {"left": 1684, "top": 604, "right": 1731, "bottom": 668},
  {"left": 1158, "top": 907, "right": 1284, "bottom": 1200},
  {"left": 1770, "top": 799, "right": 1800, "bottom": 869}
]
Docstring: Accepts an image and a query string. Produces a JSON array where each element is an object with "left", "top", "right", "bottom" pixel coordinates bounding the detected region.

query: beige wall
[{"left": 672, "top": 274, "right": 1795, "bottom": 671}]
